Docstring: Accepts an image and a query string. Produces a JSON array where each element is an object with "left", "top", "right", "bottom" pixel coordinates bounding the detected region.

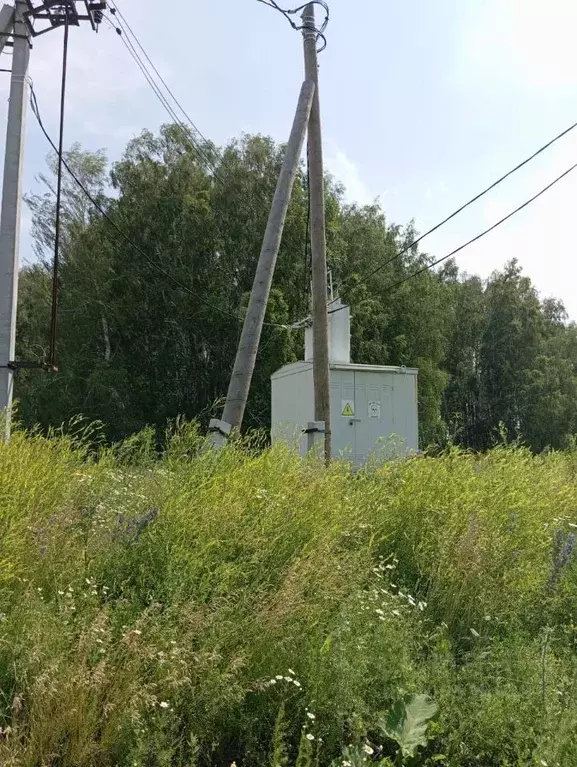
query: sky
[{"left": 2, "top": 0, "right": 577, "bottom": 317}]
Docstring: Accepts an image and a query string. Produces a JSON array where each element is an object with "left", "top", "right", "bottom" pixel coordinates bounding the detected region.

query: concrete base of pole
[
  {"left": 301, "top": 421, "right": 326, "bottom": 458},
  {"left": 207, "top": 418, "right": 233, "bottom": 449}
]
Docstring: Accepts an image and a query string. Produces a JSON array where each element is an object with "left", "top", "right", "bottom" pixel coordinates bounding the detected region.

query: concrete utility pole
[
  {"left": 209, "top": 80, "right": 315, "bottom": 446},
  {"left": 0, "top": 0, "right": 29, "bottom": 440},
  {"left": 302, "top": 2, "right": 332, "bottom": 462},
  {"left": 0, "top": 1, "right": 105, "bottom": 439}
]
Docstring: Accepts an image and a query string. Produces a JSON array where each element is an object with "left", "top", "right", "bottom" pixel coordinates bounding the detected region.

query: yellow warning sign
[{"left": 341, "top": 400, "right": 355, "bottom": 417}]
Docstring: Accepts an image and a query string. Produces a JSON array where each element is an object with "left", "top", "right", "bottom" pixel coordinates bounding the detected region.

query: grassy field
[{"left": 1, "top": 423, "right": 577, "bottom": 766}]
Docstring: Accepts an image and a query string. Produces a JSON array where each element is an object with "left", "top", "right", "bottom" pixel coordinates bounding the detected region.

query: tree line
[{"left": 15, "top": 125, "right": 577, "bottom": 451}]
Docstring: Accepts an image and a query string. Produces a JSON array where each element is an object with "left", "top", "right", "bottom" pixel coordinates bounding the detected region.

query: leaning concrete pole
[{"left": 209, "top": 80, "right": 315, "bottom": 446}]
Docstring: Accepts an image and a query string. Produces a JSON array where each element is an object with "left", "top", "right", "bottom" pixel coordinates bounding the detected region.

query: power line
[
  {"left": 325, "top": 116, "right": 577, "bottom": 313},
  {"left": 105, "top": 6, "right": 284, "bottom": 200},
  {"left": 97, "top": 6, "right": 308, "bottom": 328},
  {"left": 29, "top": 86, "right": 288, "bottom": 330},
  {"left": 101, "top": 0, "right": 577, "bottom": 333},
  {"left": 330, "top": 161, "right": 577, "bottom": 312},
  {"left": 104, "top": 13, "right": 226, "bottom": 184},
  {"left": 110, "top": 2, "right": 216, "bottom": 155}
]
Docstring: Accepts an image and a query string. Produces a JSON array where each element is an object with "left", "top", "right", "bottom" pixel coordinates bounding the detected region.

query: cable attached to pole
[
  {"left": 303, "top": 148, "right": 311, "bottom": 311},
  {"left": 49, "top": 4, "right": 70, "bottom": 372},
  {"left": 257, "top": 0, "right": 329, "bottom": 52}
]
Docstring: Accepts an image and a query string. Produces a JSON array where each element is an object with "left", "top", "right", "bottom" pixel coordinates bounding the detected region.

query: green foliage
[
  {"left": 2, "top": 434, "right": 577, "bottom": 765},
  {"left": 380, "top": 695, "right": 438, "bottom": 761},
  {"left": 20, "top": 127, "right": 577, "bottom": 453}
]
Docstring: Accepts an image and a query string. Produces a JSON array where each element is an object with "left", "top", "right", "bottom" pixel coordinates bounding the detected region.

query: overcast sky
[{"left": 3, "top": 0, "right": 577, "bottom": 317}]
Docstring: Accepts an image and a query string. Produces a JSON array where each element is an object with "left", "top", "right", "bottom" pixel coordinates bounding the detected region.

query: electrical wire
[
  {"left": 105, "top": 8, "right": 281, "bottom": 205},
  {"left": 104, "top": 13, "right": 227, "bottom": 185},
  {"left": 107, "top": 5, "right": 281, "bottom": 196},
  {"left": 110, "top": 2, "right": 216, "bottom": 155},
  {"left": 257, "top": 0, "right": 329, "bottom": 52},
  {"left": 104, "top": 2, "right": 311, "bottom": 296},
  {"left": 329, "top": 161, "right": 577, "bottom": 313},
  {"left": 323, "top": 116, "right": 577, "bottom": 314},
  {"left": 29, "top": 86, "right": 289, "bottom": 330},
  {"left": 49, "top": 6, "right": 70, "bottom": 371},
  {"left": 303, "top": 149, "right": 311, "bottom": 311}
]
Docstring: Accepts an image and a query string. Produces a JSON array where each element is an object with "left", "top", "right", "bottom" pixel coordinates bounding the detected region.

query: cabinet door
[{"left": 353, "top": 373, "right": 395, "bottom": 462}]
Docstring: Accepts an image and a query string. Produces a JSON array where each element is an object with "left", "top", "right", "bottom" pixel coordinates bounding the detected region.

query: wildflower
[
  {"left": 363, "top": 744, "right": 374, "bottom": 755},
  {"left": 375, "top": 608, "right": 385, "bottom": 617},
  {"left": 269, "top": 679, "right": 277, "bottom": 685},
  {"left": 418, "top": 601, "right": 426, "bottom": 611},
  {"left": 288, "top": 668, "right": 296, "bottom": 675},
  {"left": 58, "top": 590, "right": 65, "bottom": 596},
  {"left": 392, "top": 609, "right": 401, "bottom": 617},
  {"left": 293, "top": 680, "right": 302, "bottom": 688},
  {"left": 159, "top": 701, "right": 169, "bottom": 709},
  {"left": 306, "top": 733, "right": 315, "bottom": 741},
  {"left": 275, "top": 675, "right": 284, "bottom": 680},
  {"left": 133, "top": 629, "right": 142, "bottom": 635},
  {"left": 307, "top": 712, "right": 315, "bottom": 720}
]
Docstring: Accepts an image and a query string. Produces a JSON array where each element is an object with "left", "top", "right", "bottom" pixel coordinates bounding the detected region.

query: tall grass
[{"left": 1, "top": 425, "right": 577, "bottom": 765}]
